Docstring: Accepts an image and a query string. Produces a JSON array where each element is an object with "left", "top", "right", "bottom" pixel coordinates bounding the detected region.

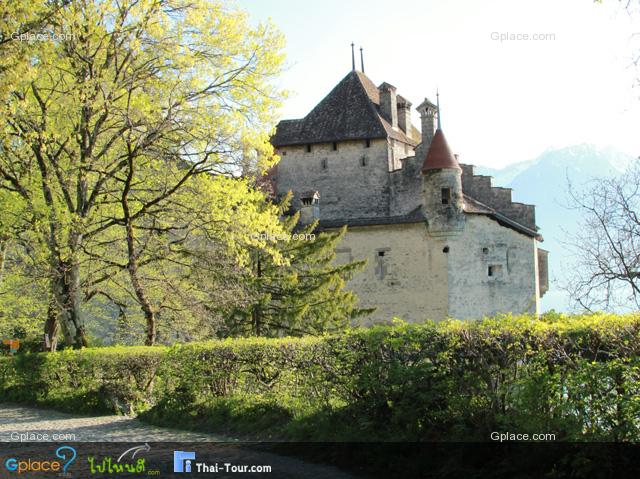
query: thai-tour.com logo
[
  {"left": 174, "top": 451, "right": 196, "bottom": 473},
  {"left": 4, "top": 445, "right": 77, "bottom": 474},
  {"left": 173, "top": 450, "right": 272, "bottom": 474}
]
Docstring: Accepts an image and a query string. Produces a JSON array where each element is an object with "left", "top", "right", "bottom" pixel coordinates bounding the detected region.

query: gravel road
[{"left": 0, "top": 403, "right": 361, "bottom": 478}]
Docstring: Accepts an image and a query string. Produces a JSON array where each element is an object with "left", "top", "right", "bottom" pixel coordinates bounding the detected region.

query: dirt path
[{"left": 0, "top": 403, "right": 360, "bottom": 478}]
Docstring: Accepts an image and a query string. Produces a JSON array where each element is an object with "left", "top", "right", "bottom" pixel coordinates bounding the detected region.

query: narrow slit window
[
  {"left": 321, "top": 158, "right": 328, "bottom": 169},
  {"left": 306, "top": 144, "right": 312, "bottom": 153},
  {"left": 441, "top": 188, "right": 451, "bottom": 205},
  {"left": 365, "top": 138, "right": 371, "bottom": 148},
  {"left": 332, "top": 142, "right": 338, "bottom": 151},
  {"left": 361, "top": 156, "right": 367, "bottom": 167}
]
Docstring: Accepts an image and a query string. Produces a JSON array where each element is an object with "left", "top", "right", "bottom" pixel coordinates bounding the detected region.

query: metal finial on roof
[
  {"left": 360, "top": 47, "right": 365, "bottom": 73},
  {"left": 436, "top": 88, "right": 442, "bottom": 130},
  {"left": 351, "top": 43, "right": 355, "bottom": 71}
]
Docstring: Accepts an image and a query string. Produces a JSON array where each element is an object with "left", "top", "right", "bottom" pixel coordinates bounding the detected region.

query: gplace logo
[
  {"left": 174, "top": 451, "right": 196, "bottom": 473},
  {"left": 5, "top": 446, "right": 77, "bottom": 474}
]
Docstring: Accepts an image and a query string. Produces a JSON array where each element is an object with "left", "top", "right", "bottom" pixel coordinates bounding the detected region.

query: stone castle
[{"left": 269, "top": 68, "right": 548, "bottom": 323}]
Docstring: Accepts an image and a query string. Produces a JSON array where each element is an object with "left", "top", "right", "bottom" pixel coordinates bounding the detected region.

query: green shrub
[
  {"left": 2, "top": 312, "right": 640, "bottom": 441},
  {"left": 0, "top": 346, "right": 166, "bottom": 414}
]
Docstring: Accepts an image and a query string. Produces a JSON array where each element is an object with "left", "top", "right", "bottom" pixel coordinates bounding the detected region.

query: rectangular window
[
  {"left": 375, "top": 248, "right": 390, "bottom": 280},
  {"left": 441, "top": 188, "right": 451, "bottom": 205},
  {"left": 365, "top": 138, "right": 371, "bottom": 148},
  {"left": 488, "top": 264, "right": 503, "bottom": 278},
  {"left": 332, "top": 142, "right": 338, "bottom": 151},
  {"left": 306, "top": 144, "right": 312, "bottom": 153}
]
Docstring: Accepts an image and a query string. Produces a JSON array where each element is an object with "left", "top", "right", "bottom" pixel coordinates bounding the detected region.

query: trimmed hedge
[
  {"left": 0, "top": 346, "right": 166, "bottom": 414},
  {"left": 2, "top": 312, "right": 640, "bottom": 441}
]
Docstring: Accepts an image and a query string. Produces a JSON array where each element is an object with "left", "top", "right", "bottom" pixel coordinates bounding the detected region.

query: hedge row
[{"left": 2, "top": 312, "right": 640, "bottom": 441}]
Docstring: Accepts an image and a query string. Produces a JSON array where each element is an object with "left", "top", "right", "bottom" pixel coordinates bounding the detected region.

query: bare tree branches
[{"left": 565, "top": 159, "right": 640, "bottom": 311}]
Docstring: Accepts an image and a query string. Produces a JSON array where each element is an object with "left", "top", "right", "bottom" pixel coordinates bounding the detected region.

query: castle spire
[
  {"left": 436, "top": 89, "right": 441, "bottom": 130},
  {"left": 360, "top": 47, "right": 365, "bottom": 73},
  {"left": 422, "top": 90, "right": 460, "bottom": 172},
  {"left": 351, "top": 42, "right": 355, "bottom": 71}
]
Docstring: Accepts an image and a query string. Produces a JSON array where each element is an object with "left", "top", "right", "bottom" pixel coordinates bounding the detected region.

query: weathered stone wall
[
  {"left": 333, "top": 216, "right": 540, "bottom": 324},
  {"left": 389, "top": 155, "right": 422, "bottom": 216},
  {"left": 389, "top": 138, "right": 414, "bottom": 171},
  {"left": 537, "top": 248, "right": 549, "bottom": 296},
  {"left": 275, "top": 139, "right": 392, "bottom": 221},
  {"left": 446, "top": 215, "right": 540, "bottom": 319},
  {"left": 335, "top": 223, "right": 449, "bottom": 324},
  {"left": 422, "top": 169, "right": 465, "bottom": 235}
]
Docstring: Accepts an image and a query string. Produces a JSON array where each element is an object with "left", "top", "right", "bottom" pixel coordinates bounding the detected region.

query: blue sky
[{"left": 237, "top": 0, "right": 640, "bottom": 168}]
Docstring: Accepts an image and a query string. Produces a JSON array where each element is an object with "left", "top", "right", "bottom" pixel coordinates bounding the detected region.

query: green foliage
[
  {"left": 227, "top": 210, "right": 371, "bottom": 337},
  {"left": 0, "top": 346, "right": 166, "bottom": 414},
  {"left": 0, "top": 0, "right": 287, "bottom": 348},
  {"left": 2, "top": 312, "right": 640, "bottom": 442}
]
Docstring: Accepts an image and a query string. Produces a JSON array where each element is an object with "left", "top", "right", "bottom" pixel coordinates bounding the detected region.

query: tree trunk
[
  {"left": 125, "top": 221, "right": 157, "bottom": 346},
  {"left": 252, "top": 307, "right": 261, "bottom": 337},
  {"left": 253, "top": 251, "right": 262, "bottom": 336},
  {"left": 50, "top": 260, "right": 87, "bottom": 349},
  {"left": 121, "top": 149, "right": 157, "bottom": 346},
  {"left": 67, "top": 261, "right": 88, "bottom": 348},
  {"left": 43, "top": 302, "right": 60, "bottom": 352},
  {"left": 0, "top": 239, "right": 8, "bottom": 283}
]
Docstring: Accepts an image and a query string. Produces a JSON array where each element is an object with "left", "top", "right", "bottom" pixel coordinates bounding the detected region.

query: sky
[{"left": 237, "top": 0, "right": 640, "bottom": 168}]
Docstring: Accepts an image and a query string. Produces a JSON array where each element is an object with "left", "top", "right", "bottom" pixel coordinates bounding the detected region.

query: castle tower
[{"left": 421, "top": 123, "right": 464, "bottom": 235}]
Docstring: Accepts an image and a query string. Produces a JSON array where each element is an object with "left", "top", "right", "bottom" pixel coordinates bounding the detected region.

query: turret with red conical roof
[{"left": 421, "top": 92, "right": 465, "bottom": 235}]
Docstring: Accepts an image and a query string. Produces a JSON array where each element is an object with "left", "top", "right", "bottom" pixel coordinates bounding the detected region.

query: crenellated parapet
[{"left": 460, "top": 164, "right": 537, "bottom": 232}]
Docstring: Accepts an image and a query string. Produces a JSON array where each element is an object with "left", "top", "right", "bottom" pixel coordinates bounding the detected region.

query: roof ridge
[
  {"left": 352, "top": 72, "right": 391, "bottom": 140},
  {"left": 271, "top": 70, "right": 416, "bottom": 147}
]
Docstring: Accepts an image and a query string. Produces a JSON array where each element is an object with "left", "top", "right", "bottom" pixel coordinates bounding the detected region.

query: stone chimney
[
  {"left": 397, "top": 95, "right": 412, "bottom": 134},
  {"left": 379, "top": 82, "right": 398, "bottom": 129},
  {"left": 298, "top": 190, "right": 320, "bottom": 225},
  {"left": 416, "top": 98, "right": 437, "bottom": 150}
]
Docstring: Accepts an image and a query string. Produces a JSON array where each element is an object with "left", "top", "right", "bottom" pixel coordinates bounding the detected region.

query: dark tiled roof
[
  {"left": 272, "top": 71, "right": 417, "bottom": 147},
  {"left": 318, "top": 206, "right": 425, "bottom": 229},
  {"left": 462, "top": 194, "right": 494, "bottom": 214},
  {"left": 463, "top": 195, "right": 541, "bottom": 240},
  {"left": 317, "top": 195, "right": 539, "bottom": 239}
]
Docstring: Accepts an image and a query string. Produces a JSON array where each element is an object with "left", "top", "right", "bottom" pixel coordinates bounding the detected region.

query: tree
[
  {"left": 565, "top": 158, "right": 640, "bottom": 311},
  {"left": 89, "top": 172, "right": 287, "bottom": 345},
  {"left": 226, "top": 209, "right": 372, "bottom": 337},
  {"left": 0, "top": 0, "right": 285, "bottom": 348}
]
